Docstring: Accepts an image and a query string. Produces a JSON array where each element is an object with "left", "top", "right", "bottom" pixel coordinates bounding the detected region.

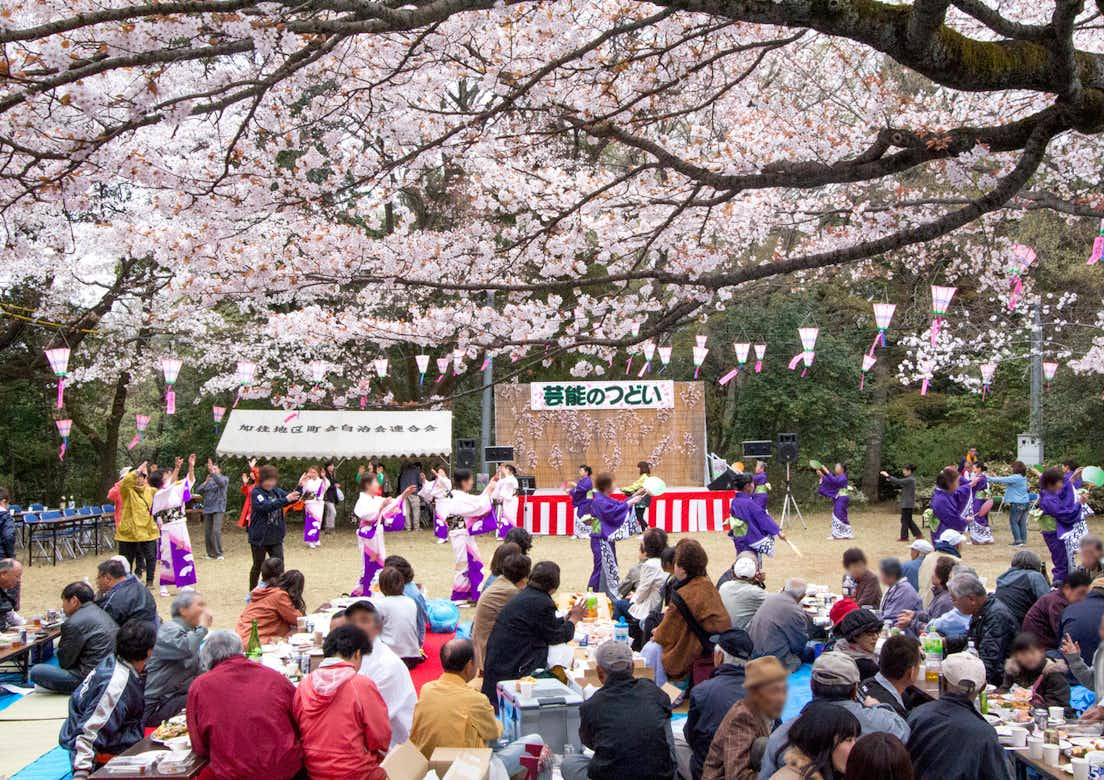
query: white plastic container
[{"left": 496, "top": 677, "right": 583, "bottom": 753}]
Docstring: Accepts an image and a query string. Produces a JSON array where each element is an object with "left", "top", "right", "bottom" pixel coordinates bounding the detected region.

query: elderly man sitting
[
  {"left": 31, "top": 581, "right": 117, "bottom": 694},
  {"left": 94, "top": 558, "right": 158, "bottom": 627},
  {"left": 718, "top": 556, "right": 767, "bottom": 631},
  {"left": 747, "top": 578, "right": 808, "bottom": 672},
  {"left": 951, "top": 572, "right": 1018, "bottom": 687},
  {"left": 683, "top": 629, "right": 755, "bottom": 780},
  {"left": 143, "top": 591, "right": 212, "bottom": 726},
  {"left": 186, "top": 630, "right": 304, "bottom": 780},
  {"left": 0, "top": 558, "right": 23, "bottom": 628}
]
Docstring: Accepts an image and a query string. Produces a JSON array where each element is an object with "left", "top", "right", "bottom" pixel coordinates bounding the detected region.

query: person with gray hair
[
  {"left": 200, "top": 630, "right": 243, "bottom": 671},
  {"left": 143, "top": 591, "right": 212, "bottom": 726},
  {"left": 877, "top": 558, "right": 922, "bottom": 631},
  {"left": 186, "top": 632, "right": 303, "bottom": 780},
  {"left": 748, "top": 578, "right": 809, "bottom": 672},
  {"left": 994, "top": 548, "right": 1051, "bottom": 625},
  {"left": 950, "top": 572, "right": 1018, "bottom": 687},
  {"left": 1079, "top": 535, "right": 1104, "bottom": 580},
  {"left": 0, "top": 558, "right": 23, "bottom": 629}
]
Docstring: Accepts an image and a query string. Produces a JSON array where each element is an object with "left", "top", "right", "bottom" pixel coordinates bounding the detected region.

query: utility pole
[
  {"left": 479, "top": 290, "right": 494, "bottom": 476},
  {"left": 1030, "top": 300, "right": 1043, "bottom": 435}
]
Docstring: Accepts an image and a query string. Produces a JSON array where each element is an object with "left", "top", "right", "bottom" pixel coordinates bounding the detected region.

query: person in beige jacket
[{"left": 471, "top": 551, "right": 531, "bottom": 670}]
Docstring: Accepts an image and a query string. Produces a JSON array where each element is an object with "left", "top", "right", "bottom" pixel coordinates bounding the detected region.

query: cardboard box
[
  {"left": 380, "top": 741, "right": 429, "bottom": 780},
  {"left": 429, "top": 748, "right": 491, "bottom": 780},
  {"left": 661, "top": 682, "right": 683, "bottom": 705}
]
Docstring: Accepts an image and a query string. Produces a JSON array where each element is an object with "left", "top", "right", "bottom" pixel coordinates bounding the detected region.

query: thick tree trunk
[
  {"left": 861, "top": 356, "right": 890, "bottom": 502},
  {"left": 95, "top": 372, "right": 129, "bottom": 501}
]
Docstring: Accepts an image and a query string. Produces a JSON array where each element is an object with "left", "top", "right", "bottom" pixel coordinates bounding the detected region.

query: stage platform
[{"left": 515, "top": 487, "right": 734, "bottom": 536}]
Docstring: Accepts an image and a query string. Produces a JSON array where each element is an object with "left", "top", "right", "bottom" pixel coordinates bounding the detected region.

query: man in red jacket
[
  {"left": 293, "top": 624, "right": 391, "bottom": 780},
  {"left": 186, "top": 630, "right": 303, "bottom": 780}
]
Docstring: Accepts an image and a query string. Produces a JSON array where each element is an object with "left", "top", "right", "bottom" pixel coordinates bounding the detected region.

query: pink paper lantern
[
  {"left": 860, "top": 354, "right": 876, "bottom": 389},
  {"left": 374, "top": 358, "right": 389, "bottom": 378},
  {"left": 45, "top": 347, "right": 71, "bottom": 409},
  {"left": 1043, "top": 361, "right": 1058, "bottom": 389},
  {"left": 754, "top": 344, "right": 766, "bottom": 373},
  {"left": 657, "top": 346, "right": 672, "bottom": 373},
  {"left": 415, "top": 354, "right": 430, "bottom": 385},
  {"left": 930, "top": 285, "right": 956, "bottom": 346},
  {"left": 161, "top": 357, "right": 182, "bottom": 415},
  {"left": 56, "top": 418, "right": 72, "bottom": 460},
  {"left": 309, "top": 360, "right": 327, "bottom": 383}
]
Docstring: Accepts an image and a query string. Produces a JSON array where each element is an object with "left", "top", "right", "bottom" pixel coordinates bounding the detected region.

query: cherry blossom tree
[{"left": 2, "top": 0, "right": 1104, "bottom": 403}]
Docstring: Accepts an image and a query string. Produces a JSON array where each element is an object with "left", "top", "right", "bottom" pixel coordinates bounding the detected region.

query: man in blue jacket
[
  {"left": 683, "top": 629, "right": 753, "bottom": 780},
  {"left": 60, "top": 620, "right": 157, "bottom": 780}
]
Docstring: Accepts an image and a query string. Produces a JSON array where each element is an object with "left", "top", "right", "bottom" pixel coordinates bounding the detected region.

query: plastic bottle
[
  {"left": 967, "top": 639, "right": 979, "bottom": 657},
  {"left": 613, "top": 617, "right": 630, "bottom": 645}
]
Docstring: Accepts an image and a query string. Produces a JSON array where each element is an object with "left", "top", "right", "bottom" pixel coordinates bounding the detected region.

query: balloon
[
  {"left": 1082, "top": 466, "right": 1104, "bottom": 488},
  {"left": 642, "top": 476, "right": 667, "bottom": 496}
]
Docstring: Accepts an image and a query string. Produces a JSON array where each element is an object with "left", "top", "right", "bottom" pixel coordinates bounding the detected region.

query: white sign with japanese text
[{"left": 529, "top": 381, "right": 674, "bottom": 411}]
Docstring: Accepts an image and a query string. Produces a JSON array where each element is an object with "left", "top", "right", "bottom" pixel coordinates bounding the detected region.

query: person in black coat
[
  {"left": 951, "top": 572, "right": 1019, "bottom": 687},
  {"left": 683, "top": 629, "right": 753, "bottom": 780},
  {"left": 95, "top": 559, "right": 159, "bottom": 628},
  {"left": 562, "top": 641, "right": 674, "bottom": 780},
  {"left": 481, "top": 561, "right": 585, "bottom": 707},
  {"left": 907, "top": 652, "right": 1010, "bottom": 780}
]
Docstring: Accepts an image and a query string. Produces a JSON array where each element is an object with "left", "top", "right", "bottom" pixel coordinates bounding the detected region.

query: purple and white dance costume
[
  {"left": 729, "top": 491, "right": 781, "bottom": 561},
  {"left": 568, "top": 476, "right": 600, "bottom": 584},
  {"left": 350, "top": 491, "right": 405, "bottom": 596},
  {"left": 435, "top": 489, "right": 496, "bottom": 602},
  {"left": 301, "top": 476, "right": 328, "bottom": 545},
  {"left": 967, "top": 475, "right": 994, "bottom": 544},
  {"left": 419, "top": 474, "right": 452, "bottom": 540},
  {"left": 1040, "top": 477, "right": 1088, "bottom": 584},
  {"left": 493, "top": 474, "right": 519, "bottom": 539},
  {"left": 930, "top": 481, "right": 971, "bottom": 540},
  {"left": 818, "top": 473, "right": 853, "bottom": 539},
  {"left": 752, "top": 473, "right": 771, "bottom": 511},
  {"left": 154, "top": 477, "right": 197, "bottom": 590},
  {"left": 586, "top": 492, "right": 639, "bottom": 598}
]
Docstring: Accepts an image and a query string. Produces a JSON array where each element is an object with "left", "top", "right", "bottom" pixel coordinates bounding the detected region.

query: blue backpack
[{"left": 426, "top": 598, "right": 461, "bottom": 633}]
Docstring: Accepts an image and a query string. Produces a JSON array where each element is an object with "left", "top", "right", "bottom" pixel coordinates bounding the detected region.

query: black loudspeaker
[
  {"left": 485, "top": 446, "right": 515, "bottom": 463},
  {"left": 518, "top": 476, "right": 537, "bottom": 495},
  {"left": 455, "top": 439, "right": 477, "bottom": 469},
  {"left": 777, "top": 433, "right": 799, "bottom": 464},
  {"left": 741, "top": 440, "right": 773, "bottom": 459},
  {"left": 708, "top": 469, "right": 739, "bottom": 491}
]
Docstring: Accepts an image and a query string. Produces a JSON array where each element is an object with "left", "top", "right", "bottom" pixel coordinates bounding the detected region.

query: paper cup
[
  {"left": 1050, "top": 706, "right": 1066, "bottom": 721},
  {"left": 519, "top": 681, "right": 534, "bottom": 699},
  {"left": 1043, "top": 744, "right": 1060, "bottom": 765},
  {"left": 1028, "top": 737, "right": 1044, "bottom": 759},
  {"left": 1008, "top": 727, "right": 1028, "bottom": 748},
  {"left": 1075, "top": 757, "right": 1091, "bottom": 780}
]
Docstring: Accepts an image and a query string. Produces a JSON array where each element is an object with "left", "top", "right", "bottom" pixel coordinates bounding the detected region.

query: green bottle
[
  {"left": 246, "top": 619, "right": 262, "bottom": 661},
  {"left": 979, "top": 689, "right": 989, "bottom": 715}
]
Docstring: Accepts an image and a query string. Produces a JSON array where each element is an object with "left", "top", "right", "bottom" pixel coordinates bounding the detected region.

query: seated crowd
[{"left": 14, "top": 522, "right": 1104, "bottom": 780}]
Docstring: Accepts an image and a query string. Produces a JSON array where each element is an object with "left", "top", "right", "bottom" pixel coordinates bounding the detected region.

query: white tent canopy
[{"left": 215, "top": 409, "right": 453, "bottom": 459}]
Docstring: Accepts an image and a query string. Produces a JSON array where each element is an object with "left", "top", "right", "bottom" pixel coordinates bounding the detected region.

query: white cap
[
  {"left": 732, "top": 557, "right": 758, "bottom": 580},
  {"left": 942, "top": 652, "right": 986, "bottom": 693},
  {"left": 910, "top": 539, "right": 934, "bottom": 554},
  {"left": 938, "top": 529, "right": 965, "bottom": 546}
]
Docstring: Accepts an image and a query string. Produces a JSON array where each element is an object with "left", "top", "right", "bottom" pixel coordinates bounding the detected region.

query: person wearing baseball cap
[
  {"left": 905, "top": 652, "right": 1008, "bottom": 779},
  {"left": 562, "top": 640, "right": 675, "bottom": 780},
  {"left": 727, "top": 472, "right": 785, "bottom": 564},
  {"left": 699, "top": 656, "right": 788, "bottom": 780},
  {"left": 719, "top": 555, "right": 767, "bottom": 632},
  {"left": 684, "top": 629, "right": 755, "bottom": 779},
  {"left": 901, "top": 538, "right": 933, "bottom": 591},
  {"left": 758, "top": 652, "right": 909, "bottom": 779}
]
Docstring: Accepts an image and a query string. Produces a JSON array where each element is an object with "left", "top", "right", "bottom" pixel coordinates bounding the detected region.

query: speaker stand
[{"left": 779, "top": 462, "right": 807, "bottom": 530}]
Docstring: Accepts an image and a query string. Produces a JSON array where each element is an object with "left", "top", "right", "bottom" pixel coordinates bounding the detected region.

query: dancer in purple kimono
[
  {"left": 815, "top": 462, "right": 852, "bottom": 540},
  {"left": 351, "top": 477, "right": 413, "bottom": 596},
  {"left": 1039, "top": 466, "right": 1089, "bottom": 584},
  {"left": 418, "top": 466, "right": 451, "bottom": 543},
  {"left": 298, "top": 465, "right": 329, "bottom": 549},
  {"left": 728, "top": 472, "right": 784, "bottom": 563},
  {"left": 966, "top": 463, "right": 994, "bottom": 544},
  {"left": 929, "top": 466, "right": 973, "bottom": 540},
  {"left": 568, "top": 465, "right": 601, "bottom": 577},
  {"left": 752, "top": 461, "right": 771, "bottom": 511},
  {"left": 154, "top": 453, "right": 197, "bottom": 596},
  {"left": 585, "top": 473, "right": 648, "bottom": 597},
  {"left": 435, "top": 468, "right": 498, "bottom": 604}
]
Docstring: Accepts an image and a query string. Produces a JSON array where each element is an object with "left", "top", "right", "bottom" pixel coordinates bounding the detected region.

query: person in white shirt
[
  {"left": 493, "top": 464, "right": 521, "bottom": 537},
  {"left": 612, "top": 528, "right": 669, "bottom": 648},
  {"left": 418, "top": 466, "right": 452, "bottom": 544},
  {"left": 297, "top": 465, "right": 329, "bottom": 549},
  {"left": 344, "top": 600, "right": 416, "bottom": 748},
  {"left": 433, "top": 468, "right": 499, "bottom": 603},
  {"left": 373, "top": 567, "right": 424, "bottom": 665},
  {"left": 350, "top": 478, "right": 414, "bottom": 597}
]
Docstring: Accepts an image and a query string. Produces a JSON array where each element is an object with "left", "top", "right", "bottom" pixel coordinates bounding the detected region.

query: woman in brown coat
[{"left": 651, "top": 539, "right": 732, "bottom": 682}]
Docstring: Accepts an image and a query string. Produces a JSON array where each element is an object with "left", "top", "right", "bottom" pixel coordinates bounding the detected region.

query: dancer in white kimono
[
  {"left": 418, "top": 466, "right": 452, "bottom": 544},
  {"left": 351, "top": 477, "right": 413, "bottom": 596},
  {"left": 155, "top": 453, "right": 197, "bottom": 597},
  {"left": 434, "top": 468, "right": 498, "bottom": 604},
  {"left": 493, "top": 463, "right": 520, "bottom": 538},
  {"left": 299, "top": 465, "right": 329, "bottom": 549}
]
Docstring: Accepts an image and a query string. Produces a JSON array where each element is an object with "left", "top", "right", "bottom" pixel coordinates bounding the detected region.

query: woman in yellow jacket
[
  {"left": 116, "top": 462, "right": 161, "bottom": 587},
  {"left": 621, "top": 461, "right": 653, "bottom": 534}
]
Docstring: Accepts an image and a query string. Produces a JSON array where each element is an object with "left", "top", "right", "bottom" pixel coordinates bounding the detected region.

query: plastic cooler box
[{"left": 496, "top": 678, "right": 583, "bottom": 753}]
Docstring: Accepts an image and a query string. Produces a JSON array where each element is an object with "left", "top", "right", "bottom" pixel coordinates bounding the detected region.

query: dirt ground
[{"left": 16, "top": 505, "right": 1080, "bottom": 630}]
